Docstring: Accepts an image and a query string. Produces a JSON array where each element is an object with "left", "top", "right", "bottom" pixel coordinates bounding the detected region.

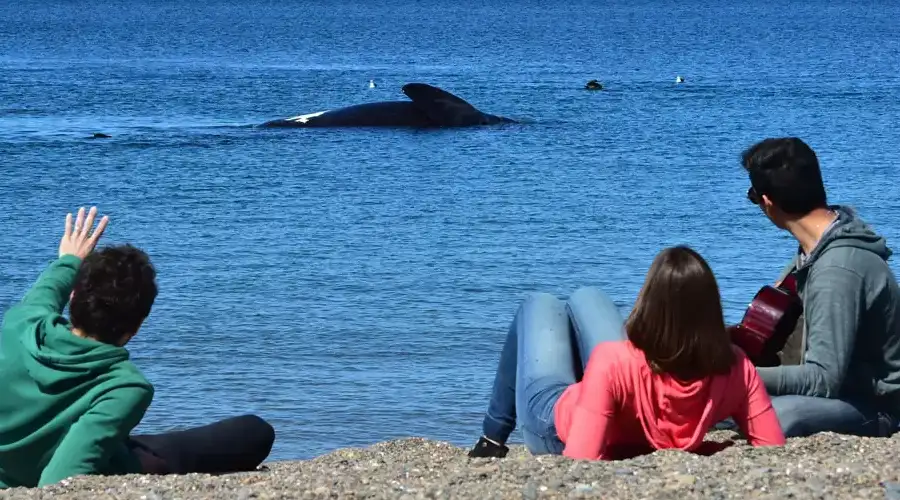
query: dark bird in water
[{"left": 585, "top": 80, "right": 603, "bottom": 90}]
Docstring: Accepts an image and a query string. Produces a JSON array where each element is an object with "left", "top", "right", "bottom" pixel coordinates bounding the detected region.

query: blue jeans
[
  {"left": 769, "top": 395, "right": 898, "bottom": 438},
  {"left": 480, "top": 286, "right": 626, "bottom": 455}
]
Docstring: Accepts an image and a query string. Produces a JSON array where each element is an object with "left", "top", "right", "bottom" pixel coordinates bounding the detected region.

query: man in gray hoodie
[{"left": 741, "top": 137, "right": 900, "bottom": 438}]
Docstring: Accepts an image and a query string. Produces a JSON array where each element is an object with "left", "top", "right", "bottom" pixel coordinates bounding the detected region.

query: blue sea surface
[{"left": 1, "top": 0, "right": 899, "bottom": 460}]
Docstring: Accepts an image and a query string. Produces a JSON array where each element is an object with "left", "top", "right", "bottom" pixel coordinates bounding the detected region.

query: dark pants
[{"left": 128, "top": 414, "right": 275, "bottom": 475}]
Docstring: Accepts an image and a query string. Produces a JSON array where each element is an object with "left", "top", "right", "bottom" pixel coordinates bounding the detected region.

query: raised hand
[{"left": 59, "top": 206, "right": 110, "bottom": 259}]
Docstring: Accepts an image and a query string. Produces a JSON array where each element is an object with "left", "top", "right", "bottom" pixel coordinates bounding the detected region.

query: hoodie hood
[
  {"left": 799, "top": 205, "right": 892, "bottom": 271},
  {"left": 22, "top": 316, "right": 131, "bottom": 392},
  {"left": 634, "top": 371, "right": 720, "bottom": 449}
]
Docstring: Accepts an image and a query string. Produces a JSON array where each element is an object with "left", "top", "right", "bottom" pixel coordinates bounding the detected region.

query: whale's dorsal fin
[{"left": 401, "top": 83, "right": 485, "bottom": 126}]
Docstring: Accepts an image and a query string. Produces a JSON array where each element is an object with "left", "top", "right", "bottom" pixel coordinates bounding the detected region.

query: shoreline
[{"left": 2, "top": 431, "right": 898, "bottom": 499}]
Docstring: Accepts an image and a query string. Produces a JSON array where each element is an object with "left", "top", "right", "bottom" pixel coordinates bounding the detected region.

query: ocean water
[{"left": 1, "top": 0, "right": 899, "bottom": 461}]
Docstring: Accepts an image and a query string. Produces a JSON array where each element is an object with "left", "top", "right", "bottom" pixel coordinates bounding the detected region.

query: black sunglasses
[{"left": 747, "top": 186, "right": 761, "bottom": 205}]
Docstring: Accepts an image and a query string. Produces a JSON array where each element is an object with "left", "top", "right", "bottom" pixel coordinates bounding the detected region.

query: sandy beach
[{"left": 1, "top": 431, "right": 898, "bottom": 499}]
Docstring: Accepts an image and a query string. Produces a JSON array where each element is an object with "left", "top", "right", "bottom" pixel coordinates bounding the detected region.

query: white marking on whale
[{"left": 285, "top": 110, "right": 328, "bottom": 123}]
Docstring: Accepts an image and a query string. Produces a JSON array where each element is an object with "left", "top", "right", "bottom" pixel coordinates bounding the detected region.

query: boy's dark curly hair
[{"left": 69, "top": 244, "right": 158, "bottom": 345}]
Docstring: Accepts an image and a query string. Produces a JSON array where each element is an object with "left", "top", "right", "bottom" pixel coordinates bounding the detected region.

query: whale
[{"left": 259, "top": 83, "right": 515, "bottom": 128}]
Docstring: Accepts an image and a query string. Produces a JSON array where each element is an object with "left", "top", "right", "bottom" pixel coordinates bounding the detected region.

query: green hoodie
[
  {"left": 760, "top": 205, "right": 900, "bottom": 412},
  {"left": 0, "top": 254, "right": 154, "bottom": 489}
]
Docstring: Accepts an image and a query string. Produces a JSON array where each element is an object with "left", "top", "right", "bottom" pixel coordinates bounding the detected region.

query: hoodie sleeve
[
  {"left": 561, "top": 350, "right": 617, "bottom": 460},
  {"left": 38, "top": 383, "right": 153, "bottom": 487},
  {"left": 731, "top": 354, "right": 786, "bottom": 446},
  {"left": 757, "top": 264, "right": 864, "bottom": 397},
  {"left": 17, "top": 255, "right": 83, "bottom": 315}
]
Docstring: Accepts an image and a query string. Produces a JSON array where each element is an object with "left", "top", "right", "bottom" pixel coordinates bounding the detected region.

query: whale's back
[{"left": 262, "top": 101, "right": 432, "bottom": 128}]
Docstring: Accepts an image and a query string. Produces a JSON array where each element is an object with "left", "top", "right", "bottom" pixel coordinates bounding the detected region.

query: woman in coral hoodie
[{"left": 468, "top": 245, "right": 785, "bottom": 460}]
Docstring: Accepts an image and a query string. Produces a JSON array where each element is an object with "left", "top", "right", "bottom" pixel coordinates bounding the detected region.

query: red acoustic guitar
[{"left": 729, "top": 274, "right": 803, "bottom": 367}]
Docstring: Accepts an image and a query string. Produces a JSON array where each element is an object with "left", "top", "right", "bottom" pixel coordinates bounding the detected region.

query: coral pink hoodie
[{"left": 554, "top": 340, "right": 785, "bottom": 460}]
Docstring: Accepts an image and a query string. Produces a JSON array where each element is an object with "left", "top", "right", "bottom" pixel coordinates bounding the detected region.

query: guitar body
[{"left": 730, "top": 274, "right": 804, "bottom": 366}]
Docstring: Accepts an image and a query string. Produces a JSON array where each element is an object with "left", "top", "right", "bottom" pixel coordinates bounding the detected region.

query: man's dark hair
[
  {"left": 69, "top": 244, "right": 158, "bottom": 345},
  {"left": 741, "top": 137, "right": 828, "bottom": 215}
]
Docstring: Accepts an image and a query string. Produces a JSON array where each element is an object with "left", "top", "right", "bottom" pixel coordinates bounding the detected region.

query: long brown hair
[{"left": 625, "top": 245, "right": 735, "bottom": 381}]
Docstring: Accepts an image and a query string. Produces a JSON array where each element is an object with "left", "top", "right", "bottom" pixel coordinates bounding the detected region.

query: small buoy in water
[
  {"left": 90, "top": 133, "right": 111, "bottom": 139},
  {"left": 675, "top": 75, "right": 685, "bottom": 84},
  {"left": 369, "top": 79, "right": 376, "bottom": 88},
  {"left": 585, "top": 79, "right": 603, "bottom": 90}
]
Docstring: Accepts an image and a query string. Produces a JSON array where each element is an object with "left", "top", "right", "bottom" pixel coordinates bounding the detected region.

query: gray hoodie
[{"left": 759, "top": 205, "right": 900, "bottom": 413}]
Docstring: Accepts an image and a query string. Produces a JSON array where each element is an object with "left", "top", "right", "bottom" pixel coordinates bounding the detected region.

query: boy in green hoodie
[
  {"left": 740, "top": 138, "right": 900, "bottom": 438},
  {"left": 0, "top": 207, "right": 275, "bottom": 489}
]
